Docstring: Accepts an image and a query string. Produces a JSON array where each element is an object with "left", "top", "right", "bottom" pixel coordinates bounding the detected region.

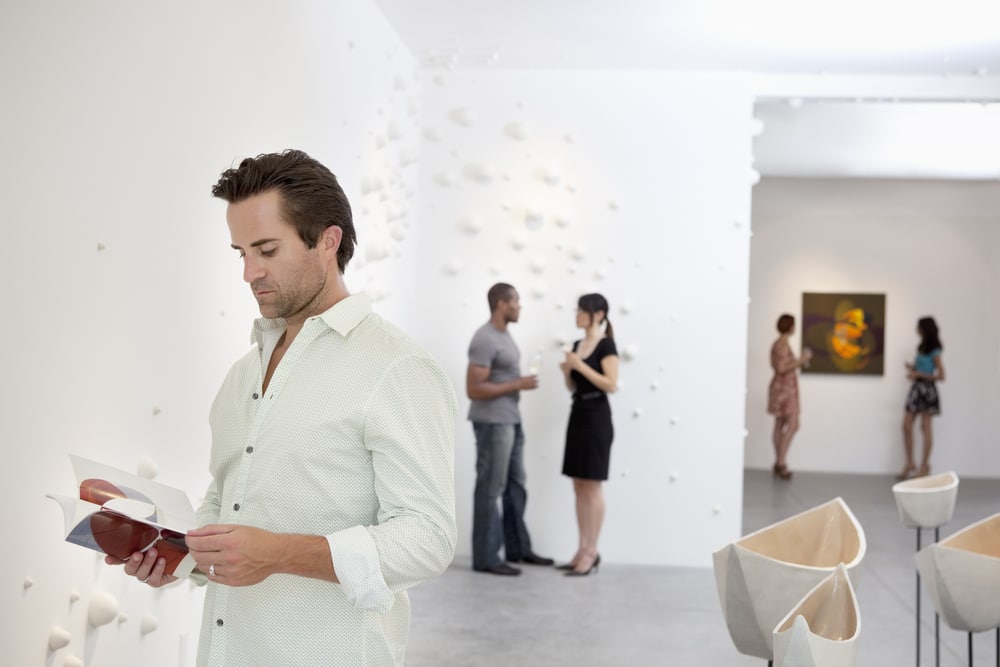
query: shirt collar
[{"left": 250, "top": 292, "right": 372, "bottom": 347}]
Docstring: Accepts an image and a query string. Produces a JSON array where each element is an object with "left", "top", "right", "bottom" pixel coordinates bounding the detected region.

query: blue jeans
[{"left": 471, "top": 422, "right": 533, "bottom": 569}]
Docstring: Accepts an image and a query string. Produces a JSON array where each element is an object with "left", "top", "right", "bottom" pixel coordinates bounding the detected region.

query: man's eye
[{"left": 260, "top": 248, "right": 277, "bottom": 257}]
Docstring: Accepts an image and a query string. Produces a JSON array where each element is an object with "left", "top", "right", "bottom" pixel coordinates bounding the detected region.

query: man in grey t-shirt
[{"left": 466, "top": 283, "right": 553, "bottom": 575}]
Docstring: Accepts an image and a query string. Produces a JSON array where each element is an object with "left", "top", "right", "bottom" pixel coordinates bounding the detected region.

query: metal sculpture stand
[{"left": 915, "top": 526, "right": 942, "bottom": 667}]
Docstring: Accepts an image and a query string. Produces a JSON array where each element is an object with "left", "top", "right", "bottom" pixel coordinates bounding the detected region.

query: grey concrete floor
[{"left": 407, "top": 469, "right": 1000, "bottom": 666}]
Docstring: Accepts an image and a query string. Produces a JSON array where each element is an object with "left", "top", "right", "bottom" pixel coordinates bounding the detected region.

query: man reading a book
[{"left": 110, "top": 149, "right": 457, "bottom": 666}]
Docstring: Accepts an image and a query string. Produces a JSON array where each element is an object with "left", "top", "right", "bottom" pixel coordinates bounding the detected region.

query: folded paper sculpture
[
  {"left": 915, "top": 512, "right": 1000, "bottom": 633},
  {"left": 772, "top": 563, "right": 860, "bottom": 667},
  {"left": 713, "top": 498, "right": 867, "bottom": 659},
  {"left": 891, "top": 471, "right": 959, "bottom": 529}
]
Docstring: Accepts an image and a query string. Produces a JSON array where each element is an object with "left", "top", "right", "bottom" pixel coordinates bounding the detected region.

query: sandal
[
  {"left": 896, "top": 464, "right": 915, "bottom": 481},
  {"left": 773, "top": 463, "right": 792, "bottom": 480}
]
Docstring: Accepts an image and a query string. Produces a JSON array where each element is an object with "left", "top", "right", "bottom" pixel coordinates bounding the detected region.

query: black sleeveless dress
[{"left": 562, "top": 337, "right": 617, "bottom": 481}]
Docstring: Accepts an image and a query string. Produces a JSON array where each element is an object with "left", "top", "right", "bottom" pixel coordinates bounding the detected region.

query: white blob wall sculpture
[
  {"left": 48, "top": 625, "right": 72, "bottom": 651},
  {"left": 87, "top": 590, "right": 120, "bottom": 628}
]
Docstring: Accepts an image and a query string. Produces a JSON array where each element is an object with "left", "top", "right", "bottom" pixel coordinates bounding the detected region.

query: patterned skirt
[{"left": 905, "top": 379, "right": 940, "bottom": 415}]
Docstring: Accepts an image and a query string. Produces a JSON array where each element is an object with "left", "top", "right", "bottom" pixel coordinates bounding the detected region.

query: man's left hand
[{"left": 186, "top": 524, "right": 284, "bottom": 586}]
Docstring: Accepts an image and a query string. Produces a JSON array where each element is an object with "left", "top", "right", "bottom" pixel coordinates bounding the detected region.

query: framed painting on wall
[{"left": 801, "top": 292, "right": 885, "bottom": 376}]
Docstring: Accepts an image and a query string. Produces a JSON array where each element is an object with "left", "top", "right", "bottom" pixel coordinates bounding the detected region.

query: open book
[{"left": 47, "top": 455, "right": 197, "bottom": 577}]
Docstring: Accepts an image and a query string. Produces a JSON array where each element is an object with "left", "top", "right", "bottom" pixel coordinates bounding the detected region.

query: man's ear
[{"left": 321, "top": 225, "right": 343, "bottom": 254}]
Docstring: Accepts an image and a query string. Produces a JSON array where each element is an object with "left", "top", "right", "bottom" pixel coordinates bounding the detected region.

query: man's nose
[{"left": 243, "top": 256, "right": 265, "bottom": 283}]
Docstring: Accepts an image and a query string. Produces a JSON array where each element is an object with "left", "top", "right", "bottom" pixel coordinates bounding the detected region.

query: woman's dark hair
[
  {"left": 211, "top": 149, "right": 356, "bottom": 273},
  {"left": 578, "top": 293, "right": 613, "bottom": 338},
  {"left": 917, "top": 316, "right": 942, "bottom": 354},
  {"left": 776, "top": 314, "right": 795, "bottom": 334}
]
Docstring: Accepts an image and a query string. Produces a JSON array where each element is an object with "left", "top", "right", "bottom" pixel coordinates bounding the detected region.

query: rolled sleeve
[{"left": 327, "top": 525, "right": 393, "bottom": 613}]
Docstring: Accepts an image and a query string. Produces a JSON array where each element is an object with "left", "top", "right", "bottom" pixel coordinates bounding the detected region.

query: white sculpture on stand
[
  {"left": 713, "top": 498, "right": 867, "bottom": 659},
  {"left": 772, "top": 563, "right": 860, "bottom": 667},
  {"left": 915, "top": 512, "right": 1000, "bottom": 633},
  {"left": 892, "top": 471, "right": 959, "bottom": 529}
]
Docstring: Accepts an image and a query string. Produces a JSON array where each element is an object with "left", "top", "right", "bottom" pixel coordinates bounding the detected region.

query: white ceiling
[{"left": 374, "top": 0, "right": 1000, "bottom": 179}]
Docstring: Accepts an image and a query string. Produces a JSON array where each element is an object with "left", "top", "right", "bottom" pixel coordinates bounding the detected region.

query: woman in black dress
[{"left": 559, "top": 293, "right": 619, "bottom": 576}]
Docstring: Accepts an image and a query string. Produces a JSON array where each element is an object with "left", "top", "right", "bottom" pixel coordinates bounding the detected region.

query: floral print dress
[{"left": 767, "top": 338, "right": 800, "bottom": 417}]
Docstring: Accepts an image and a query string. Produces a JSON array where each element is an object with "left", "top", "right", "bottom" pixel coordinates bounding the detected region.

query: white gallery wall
[
  {"left": 746, "top": 178, "right": 1000, "bottom": 476},
  {"left": 1, "top": 1, "right": 423, "bottom": 665},
  {"left": 413, "top": 70, "right": 756, "bottom": 567}
]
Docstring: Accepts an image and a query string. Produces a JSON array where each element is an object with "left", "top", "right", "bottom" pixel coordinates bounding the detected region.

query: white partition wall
[
  {"left": 414, "top": 70, "right": 756, "bottom": 567},
  {"left": 746, "top": 178, "right": 1000, "bottom": 477}
]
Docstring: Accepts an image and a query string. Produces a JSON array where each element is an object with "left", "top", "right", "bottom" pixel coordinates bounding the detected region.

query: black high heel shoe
[{"left": 565, "top": 554, "right": 600, "bottom": 577}]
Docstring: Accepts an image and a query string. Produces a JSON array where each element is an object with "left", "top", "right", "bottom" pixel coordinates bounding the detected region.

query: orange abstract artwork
[{"left": 801, "top": 293, "right": 885, "bottom": 375}]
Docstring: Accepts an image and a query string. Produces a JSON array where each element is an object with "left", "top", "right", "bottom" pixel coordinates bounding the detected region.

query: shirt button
[
  {"left": 245, "top": 446, "right": 254, "bottom": 454},
  {"left": 216, "top": 618, "right": 224, "bottom": 627},
  {"left": 252, "top": 393, "right": 259, "bottom": 400},
  {"left": 233, "top": 503, "right": 240, "bottom": 511}
]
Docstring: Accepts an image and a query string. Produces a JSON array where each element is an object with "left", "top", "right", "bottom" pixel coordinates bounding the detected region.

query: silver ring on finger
[
  {"left": 140, "top": 575, "right": 150, "bottom": 583},
  {"left": 208, "top": 564, "right": 216, "bottom": 577}
]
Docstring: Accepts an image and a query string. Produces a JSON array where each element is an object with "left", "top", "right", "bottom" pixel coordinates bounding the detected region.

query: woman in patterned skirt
[
  {"left": 767, "top": 314, "right": 812, "bottom": 479},
  {"left": 898, "top": 316, "right": 945, "bottom": 480}
]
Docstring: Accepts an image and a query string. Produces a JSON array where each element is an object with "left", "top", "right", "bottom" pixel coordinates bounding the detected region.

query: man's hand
[
  {"left": 106, "top": 549, "right": 178, "bottom": 588},
  {"left": 186, "top": 524, "right": 285, "bottom": 587}
]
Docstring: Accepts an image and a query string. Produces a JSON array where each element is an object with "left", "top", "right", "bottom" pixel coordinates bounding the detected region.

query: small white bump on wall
[
  {"left": 365, "top": 238, "right": 391, "bottom": 263},
  {"left": 118, "top": 612, "right": 128, "bottom": 625},
  {"left": 744, "top": 429, "right": 750, "bottom": 438},
  {"left": 608, "top": 200, "right": 620, "bottom": 211},
  {"left": 389, "top": 226, "right": 406, "bottom": 242},
  {"left": 565, "top": 182, "right": 577, "bottom": 193},
  {"left": 393, "top": 75, "right": 407, "bottom": 92},
  {"left": 669, "top": 472, "right": 679, "bottom": 483},
  {"left": 650, "top": 380, "right": 660, "bottom": 391},
  {"left": 749, "top": 169, "right": 761, "bottom": 186},
  {"left": 669, "top": 416, "right": 678, "bottom": 425},
  {"left": 432, "top": 74, "right": 446, "bottom": 86},
  {"left": 137, "top": 456, "right": 158, "bottom": 480},
  {"left": 529, "top": 256, "right": 546, "bottom": 274},
  {"left": 569, "top": 244, "right": 587, "bottom": 261},
  {"left": 64, "top": 655, "right": 85, "bottom": 667},
  {"left": 374, "top": 134, "right": 387, "bottom": 150},
  {"left": 539, "top": 166, "right": 561, "bottom": 186},
  {"left": 511, "top": 234, "right": 527, "bottom": 251},
  {"left": 529, "top": 283, "right": 547, "bottom": 299},
  {"left": 621, "top": 344, "right": 638, "bottom": 362},
  {"left": 749, "top": 117, "right": 765, "bottom": 137},
  {"left": 502, "top": 121, "right": 528, "bottom": 141},
  {"left": 713, "top": 504, "right": 722, "bottom": 515},
  {"left": 448, "top": 107, "right": 476, "bottom": 127},
  {"left": 422, "top": 128, "right": 442, "bottom": 142},
  {"left": 593, "top": 267, "right": 607, "bottom": 281},
  {"left": 387, "top": 122, "right": 402, "bottom": 142},
  {"left": 88, "top": 590, "right": 119, "bottom": 628},
  {"left": 399, "top": 148, "right": 418, "bottom": 168},
  {"left": 97, "top": 242, "right": 106, "bottom": 251},
  {"left": 524, "top": 208, "right": 544, "bottom": 231},
  {"left": 620, "top": 301, "right": 633, "bottom": 315},
  {"left": 140, "top": 612, "right": 159, "bottom": 636},
  {"left": 23, "top": 576, "right": 34, "bottom": 590},
  {"left": 463, "top": 163, "right": 494, "bottom": 184},
  {"left": 456, "top": 215, "right": 482, "bottom": 235},
  {"left": 442, "top": 259, "right": 462, "bottom": 275},
  {"left": 564, "top": 132, "right": 576, "bottom": 144},
  {"left": 151, "top": 405, "right": 161, "bottom": 416},
  {"left": 553, "top": 213, "right": 570, "bottom": 229},
  {"left": 632, "top": 407, "right": 642, "bottom": 418},
  {"left": 69, "top": 589, "right": 80, "bottom": 604},
  {"left": 432, "top": 171, "right": 454, "bottom": 187},
  {"left": 488, "top": 264, "right": 501, "bottom": 276},
  {"left": 567, "top": 265, "right": 576, "bottom": 275},
  {"left": 48, "top": 625, "right": 71, "bottom": 651},
  {"left": 620, "top": 469, "right": 629, "bottom": 478}
]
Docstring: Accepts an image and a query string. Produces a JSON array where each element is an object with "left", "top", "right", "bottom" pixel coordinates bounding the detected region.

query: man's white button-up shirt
[{"left": 195, "top": 293, "right": 457, "bottom": 666}]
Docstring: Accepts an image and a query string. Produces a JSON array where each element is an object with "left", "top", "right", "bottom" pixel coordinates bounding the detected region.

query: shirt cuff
[{"left": 326, "top": 526, "right": 393, "bottom": 613}]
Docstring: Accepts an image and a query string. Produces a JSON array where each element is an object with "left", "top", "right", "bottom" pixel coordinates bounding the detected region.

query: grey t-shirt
[{"left": 467, "top": 322, "right": 522, "bottom": 424}]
